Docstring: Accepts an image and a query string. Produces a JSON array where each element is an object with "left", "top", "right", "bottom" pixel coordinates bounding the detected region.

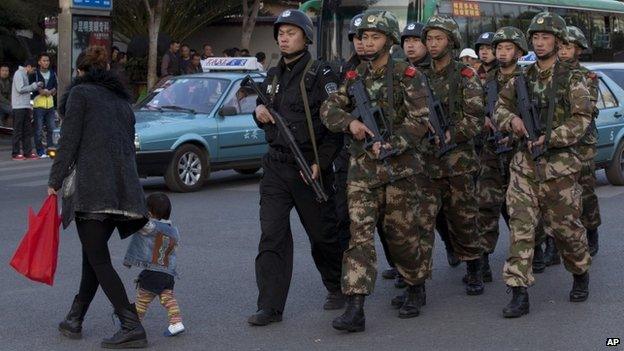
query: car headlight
[
  {"left": 53, "top": 130, "right": 60, "bottom": 145},
  {"left": 134, "top": 133, "right": 141, "bottom": 151}
]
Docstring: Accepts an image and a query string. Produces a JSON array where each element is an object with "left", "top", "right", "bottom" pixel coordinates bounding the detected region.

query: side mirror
[{"left": 219, "top": 105, "right": 238, "bottom": 117}]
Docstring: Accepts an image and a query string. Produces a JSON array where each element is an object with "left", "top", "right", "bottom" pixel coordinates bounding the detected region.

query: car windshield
[
  {"left": 138, "top": 78, "right": 229, "bottom": 114},
  {"left": 600, "top": 69, "right": 624, "bottom": 91}
]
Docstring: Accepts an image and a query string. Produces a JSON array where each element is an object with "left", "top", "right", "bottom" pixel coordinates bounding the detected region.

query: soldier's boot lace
[
  {"left": 392, "top": 283, "right": 426, "bottom": 309},
  {"left": 465, "top": 259, "right": 485, "bottom": 295},
  {"left": 398, "top": 284, "right": 424, "bottom": 319},
  {"left": 332, "top": 294, "right": 365, "bottom": 332},
  {"left": 544, "top": 236, "right": 561, "bottom": 266},
  {"left": 502, "top": 286, "right": 529, "bottom": 318},
  {"left": 570, "top": 272, "right": 589, "bottom": 302}
]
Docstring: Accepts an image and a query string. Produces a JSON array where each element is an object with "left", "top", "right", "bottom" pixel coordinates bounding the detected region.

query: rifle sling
[
  {"left": 384, "top": 57, "right": 395, "bottom": 135},
  {"left": 299, "top": 58, "right": 324, "bottom": 189},
  {"left": 543, "top": 63, "right": 559, "bottom": 150}
]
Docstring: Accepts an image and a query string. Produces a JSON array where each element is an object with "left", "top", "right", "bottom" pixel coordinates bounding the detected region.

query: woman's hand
[{"left": 47, "top": 187, "right": 57, "bottom": 196}]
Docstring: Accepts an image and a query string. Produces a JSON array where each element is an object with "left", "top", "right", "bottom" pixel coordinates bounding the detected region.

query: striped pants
[{"left": 135, "top": 288, "right": 182, "bottom": 325}]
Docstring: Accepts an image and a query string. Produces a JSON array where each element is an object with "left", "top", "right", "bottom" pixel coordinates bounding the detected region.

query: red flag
[{"left": 10, "top": 195, "right": 61, "bottom": 286}]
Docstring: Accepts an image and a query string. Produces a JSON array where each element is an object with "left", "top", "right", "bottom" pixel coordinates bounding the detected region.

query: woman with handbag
[{"left": 47, "top": 46, "right": 149, "bottom": 349}]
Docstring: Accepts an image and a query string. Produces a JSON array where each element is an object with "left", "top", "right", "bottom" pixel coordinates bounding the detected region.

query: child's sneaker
[
  {"left": 27, "top": 153, "right": 39, "bottom": 159},
  {"left": 164, "top": 322, "right": 185, "bottom": 337}
]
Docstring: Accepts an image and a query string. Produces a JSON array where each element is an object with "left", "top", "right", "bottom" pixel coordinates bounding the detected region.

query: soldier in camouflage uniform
[
  {"left": 421, "top": 15, "right": 486, "bottom": 295},
  {"left": 320, "top": 9, "right": 431, "bottom": 332},
  {"left": 494, "top": 12, "right": 592, "bottom": 318},
  {"left": 475, "top": 27, "right": 527, "bottom": 282},
  {"left": 556, "top": 26, "right": 601, "bottom": 258}
]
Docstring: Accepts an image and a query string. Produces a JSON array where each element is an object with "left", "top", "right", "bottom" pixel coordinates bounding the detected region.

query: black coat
[{"left": 48, "top": 70, "right": 147, "bottom": 229}]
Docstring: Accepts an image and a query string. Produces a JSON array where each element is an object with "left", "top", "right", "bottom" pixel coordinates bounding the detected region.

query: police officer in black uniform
[{"left": 248, "top": 9, "right": 345, "bottom": 327}]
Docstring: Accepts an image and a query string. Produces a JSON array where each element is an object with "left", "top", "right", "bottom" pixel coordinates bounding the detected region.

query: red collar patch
[
  {"left": 461, "top": 67, "right": 475, "bottom": 79},
  {"left": 404, "top": 66, "right": 417, "bottom": 78},
  {"left": 587, "top": 72, "right": 597, "bottom": 80},
  {"left": 345, "top": 70, "right": 358, "bottom": 80}
]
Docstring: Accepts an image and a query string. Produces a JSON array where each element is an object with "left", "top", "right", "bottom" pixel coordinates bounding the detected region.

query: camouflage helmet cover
[
  {"left": 273, "top": 9, "right": 314, "bottom": 44},
  {"left": 348, "top": 14, "right": 364, "bottom": 42},
  {"left": 492, "top": 26, "right": 529, "bottom": 55},
  {"left": 566, "top": 26, "right": 589, "bottom": 49},
  {"left": 356, "top": 9, "right": 401, "bottom": 44},
  {"left": 422, "top": 15, "right": 462, "bottom": 48},
  {"left": 527, "top": 12, "right": 568, "bottom": 43}
]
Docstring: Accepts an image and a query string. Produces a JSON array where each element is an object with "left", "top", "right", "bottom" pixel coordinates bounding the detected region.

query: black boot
[
  {"left": 248, "top": 309, "right": 282, "bottom": 326},
  {"left": 391, "top": 284, "right": 426, "bottom": 309},
  {"left": 544, "top": 237, "right": 561, "bottom": 266},
  {"left": 58, "top": 295, "right": 90, "bottom": 339},
  {"left": 587, "top": 229, "right": 599, "bottom": 257},
  {"left": 570, "top": 272, "right": 589, "bottom": 302},
  {"left": 533, "top": 244, "right": 546, "bottom": 273},
  {"left": 394, "top": 274, "right": 407, "bottom": 289},
  {"left": 101, "top": 304, "right": 147, "bottom": 349},
  {"left": 502, "top": 286, "right": 530, "bottom": 318},
  {"left": 332, "top": 294, "right": 365, "bottom": 332},
  {"left": 446, "top": 248, "right": 461, "bottom": 267},
  {"left": 398, "top": 284, "right": 424, "bottom": 319},
  {"left": 465, "top": 259, "right": 484, "bottom": 295},
  {"left": 324, "top": 290, "right": 346, "bottom": 310},
  {"left": 482, "top": 254, "right": 492, "bottom": 283},
  {"left": 381, "top": 267, "right": 398, "bottom": 279}
]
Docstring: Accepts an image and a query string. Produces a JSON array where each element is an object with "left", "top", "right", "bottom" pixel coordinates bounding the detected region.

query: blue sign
[{"left": 72, "top": 0, "right": 112, "bottom": 10}]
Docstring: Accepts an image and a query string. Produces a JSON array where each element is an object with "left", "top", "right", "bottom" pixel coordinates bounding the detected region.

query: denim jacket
[{"left": 124, "top": 219, "right": 179, "bottom": 276}]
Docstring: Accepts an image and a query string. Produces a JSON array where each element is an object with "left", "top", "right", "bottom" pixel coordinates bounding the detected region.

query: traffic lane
[{"left": 0, "top": 167, "right": 622, "bottom": 350}]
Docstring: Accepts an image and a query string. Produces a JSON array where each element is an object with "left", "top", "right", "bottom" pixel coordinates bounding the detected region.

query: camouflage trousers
[
  {"left": 424, "top": 173, "right": 482, "bottom": 262},
  {"left": 342, "top": 175, "right": 434, "bottom": 295},
  {"left": 476, "top": 148, "right": 511, "bottom": 254},
  {"left": 503, "top": 170, "right": 592, "bottom": 287},
  {"left": 579, "top": 159, "right": 601, "bottom": 230}
]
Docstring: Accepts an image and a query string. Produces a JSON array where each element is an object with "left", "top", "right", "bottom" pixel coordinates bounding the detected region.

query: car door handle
[{"left": 615, "top": 112, "right": 623, "bottom": 118}]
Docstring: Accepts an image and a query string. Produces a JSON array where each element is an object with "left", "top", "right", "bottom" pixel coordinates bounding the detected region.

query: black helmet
[
  {"left": 401, "top": 22, "right": 424, "bottom": 46},
  {"left": 348, "top": 14, "right": 364, "bottom": 42},
  {"left": 474, "top": 32, "right": 495, "bottom": 52},
  {"left": 273, "top": 9, "right": 314, "bottom": 44}
]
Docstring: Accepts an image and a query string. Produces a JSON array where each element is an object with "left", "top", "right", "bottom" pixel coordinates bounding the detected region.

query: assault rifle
[
  {"left": 514, "top": 73, "right": 544, "bottom": 160},
  {"left": 242, "top": 75, "right": 328, "bottom": 202},
  {"left": 485, "top": 79, "right": 512, "bottom": 155},
  {"left": 347, "top": 77, "right": 397, "bottom": 160},
  {"left": 424, "top": 78, "right": 456, "bottom": 157}
]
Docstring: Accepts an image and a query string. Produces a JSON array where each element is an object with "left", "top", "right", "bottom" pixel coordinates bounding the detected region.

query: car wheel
[
  {"left": 234, "top": 167, "right": 260, "bottom": 175},
  {"left": 164, "top": 144, "right": 209, "bottom": 192},
  {"left": 606, "top": 140, "right": 624, "bottom": 185}
]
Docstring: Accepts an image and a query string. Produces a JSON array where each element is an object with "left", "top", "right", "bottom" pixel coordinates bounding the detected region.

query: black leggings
[{"left": 76, "top": 218, "right": 131, "bottom": 312}]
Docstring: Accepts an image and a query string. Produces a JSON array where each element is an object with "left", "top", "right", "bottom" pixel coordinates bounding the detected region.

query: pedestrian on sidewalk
[
  {"left": 124, "top": 193, "right": 185, "bottom": 337},
  {"left": 48, "top": 46, "right": 149, "bottom": 349},
  {"left": 31, "top": 52, "right": 58, "bottom": 157},
  {"left": 0, "top": 64, "right": 11, "bottom": 129},
  {"left": 11, "top": 57, "right": 41, "bottom": 160}
]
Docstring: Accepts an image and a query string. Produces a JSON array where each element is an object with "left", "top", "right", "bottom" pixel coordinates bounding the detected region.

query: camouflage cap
[
  {"left": 492, "top": 26, "right": 528, "bottom": 55},
  {"left": 401, "top": 22, "right": 425, "bottom": 46},
  {"left": 566, "top": 26, "right": 589, "bottom": 49},
  {"left": 527, "top": 12, "right": 568, "bottom": 43},
  {"left": 348, "top": 14, "right": 364, "bottom": 42},
  {"left": 474, "top": 32, "right": 495, "bottom": 52},
  {"left": 422, "top": 15, "right": 461, "bottom": 48},
  {"left": 357, "top": 9, "right": 401, "bottom": 44}
]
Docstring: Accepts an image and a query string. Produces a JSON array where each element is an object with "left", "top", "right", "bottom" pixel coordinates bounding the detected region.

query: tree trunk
[
  {"left": 241, "top": 0, "right": 261, "bottom": 51},
  {"left": 145, "top": 0, "right": 164, "bottom": 91}
]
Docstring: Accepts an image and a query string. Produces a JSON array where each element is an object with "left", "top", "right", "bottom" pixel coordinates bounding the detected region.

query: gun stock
[
  {"left": 424, "top": 78, "right": 456, "bottom": 157},
  {"left": 514, "top": 74, "right": 544, "bottom": 160}
]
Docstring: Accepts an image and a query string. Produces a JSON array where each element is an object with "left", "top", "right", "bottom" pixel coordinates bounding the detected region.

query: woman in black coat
[{"left": 48, "top": 46, "right": 148, "bottom": 349}]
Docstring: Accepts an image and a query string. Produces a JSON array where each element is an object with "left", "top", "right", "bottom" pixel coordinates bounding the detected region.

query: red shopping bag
[{"left": 9, "top": 195, "right": 61, "bottom": 286}]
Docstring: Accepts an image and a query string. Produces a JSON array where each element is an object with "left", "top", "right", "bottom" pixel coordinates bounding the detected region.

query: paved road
[{"left": 0, "top": 142, "right": 622, "bottom": 350}]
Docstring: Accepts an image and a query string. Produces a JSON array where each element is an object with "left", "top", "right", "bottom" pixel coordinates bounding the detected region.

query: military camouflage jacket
[
  {"left": 422, "top": 60, "right": 484, "bottom": 179},
  {"left": 494, "top": 60, "right": 592, "bottom": 180},
  {"left": 571, "top": 60, "right": 599, "bottom": 161},
  {"left": 320, "top": 59, "right": 430, "bottom": 188}
]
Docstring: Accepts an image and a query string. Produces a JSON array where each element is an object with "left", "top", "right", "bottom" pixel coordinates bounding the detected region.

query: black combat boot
[
  {"left": 587, "top": 229, "right": 599, "bottom": 257},
  {"left": 544, "top": 237, "right": 561, "bottom": 266},
  {"left": 465, "top": 259, "right": 484, "bottom": 295},
  {"left": 101, "top": 304, "right": 147, "bottom": 349},
  {"left": 248, "top": 309, "right": 283, "bottom": 326},
  {"left": 532, "top": 244, "right": 546, "bottom": 273},
  {"left": 482, "top": 253, "right": 493, "bottom": 283},
  {"left": 446, "top": 248, "right": 461, "bottom": 267},
  {"left": 502, "top": 286, "right": 530, "bottom": 318},
  {"left": 398, "top": 284, "right": 424, "bottom": 319},
  {"left": 332, "top": 294, "right": 365, "bottom": 333},
  {"left": 58, "top": 295, "right": 90, "bottom": 339},
  {"left": 394, "top": 274, "right": 407, "bottom": 289},
  {"left": 391, "top": 284, "right": 426, "bottom": 309},
  {"left": 381, "top": 267, "right": 398, "bottom": 280},
  {"left": 324, "top": 290, "right": 346, "bottom": 310},
  {"left": 569, "top": 272, "right": 589, "bottom": 302}
]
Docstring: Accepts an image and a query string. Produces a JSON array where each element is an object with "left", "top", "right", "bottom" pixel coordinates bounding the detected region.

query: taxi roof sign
[{"left": 201, "top": 57, "right": 262, "bottom": 72}]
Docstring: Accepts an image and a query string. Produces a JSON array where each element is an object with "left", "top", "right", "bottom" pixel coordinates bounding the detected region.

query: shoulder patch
[
  {"left": 461, "top": 67, "right": 475, "bottom": 79},
  {"left": 345, "top": 70, "right": 359, "bottom": 80},
  {"left": 587, "top": 72, "right": 597, "bottom": 81},
  {"left": 404, "top": 66, "right": 417, "bottom": 78},
  {"left": 324, "top": 82, "right": 338, "bottom": 94}
]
